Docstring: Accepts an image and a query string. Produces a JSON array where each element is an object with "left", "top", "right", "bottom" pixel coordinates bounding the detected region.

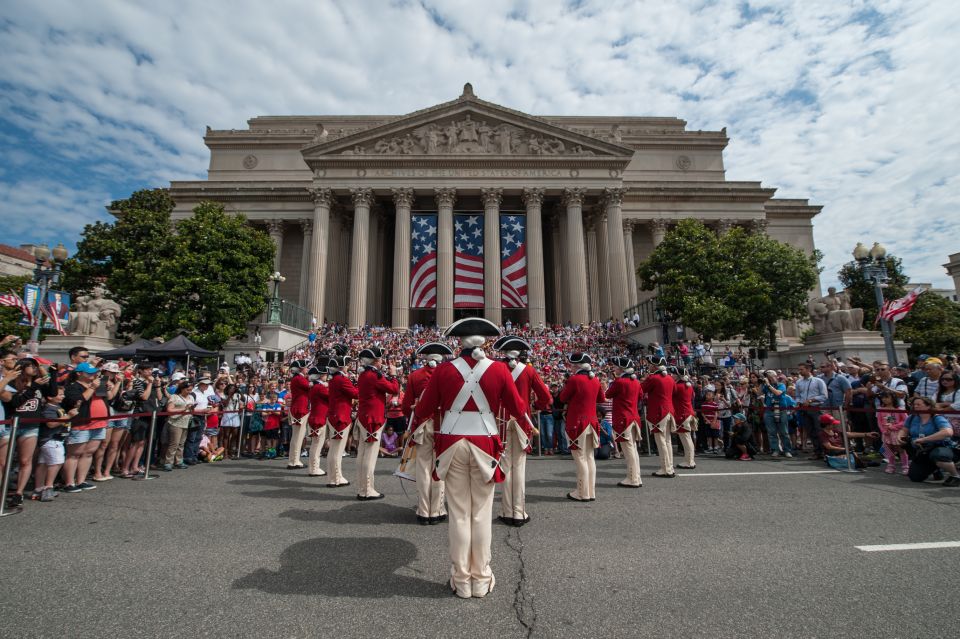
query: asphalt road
[{"left": 2, "top": 450, "right": 959, "bottom": 638}]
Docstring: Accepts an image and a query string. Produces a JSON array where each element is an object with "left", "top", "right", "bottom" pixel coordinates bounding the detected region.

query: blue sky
[{"left": 0, "top": 0, "right": 957, "bottom": 288}]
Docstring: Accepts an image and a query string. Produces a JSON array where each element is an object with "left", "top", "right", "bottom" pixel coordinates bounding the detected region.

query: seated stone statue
[
  {"left": 70, "top": 285, "right": 122, "bottom": 339},
  {"left": 807, "top": 287, "right": 864, "bottom": 334}
]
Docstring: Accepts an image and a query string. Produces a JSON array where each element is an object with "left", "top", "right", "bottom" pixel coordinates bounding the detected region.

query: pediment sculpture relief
[{"left": 340, "top": 115, "right": 598, "bottom": 156}]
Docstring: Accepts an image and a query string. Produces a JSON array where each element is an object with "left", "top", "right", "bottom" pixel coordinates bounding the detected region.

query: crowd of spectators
[{"left": 2, "top": 326, "right": 959, "bottom": 511}]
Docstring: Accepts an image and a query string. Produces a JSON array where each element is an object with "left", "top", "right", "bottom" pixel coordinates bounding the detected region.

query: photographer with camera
[
  {"left": 62, "top": 361, "right": 109, "bottom": 493},
  {"left": 899, "top": 396, "right": 960, "bottom": 486},
  {"left": 4, "top": 356, "right": 57, "bottom": 506},
  {"left": 92, "top": 362, "right": 125, "bottom": 481},
  {"left": 760, "top": 370, "right": 793, "bottom": 458}
]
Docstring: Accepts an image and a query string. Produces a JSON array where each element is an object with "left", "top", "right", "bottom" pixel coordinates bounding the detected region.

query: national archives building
[{"left": 169, "top": 84, "right": 820, "bottom": 334}]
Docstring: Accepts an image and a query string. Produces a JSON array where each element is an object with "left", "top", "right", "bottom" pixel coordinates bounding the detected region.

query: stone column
[
  {"left": 348, "top": 188, "right": 374, "bottom": 329},
  {"left": 366, "top": 207, "right": 381, "bottom": 324},
  {"left": 521, "top": 187, "right": 546, "bottom": 327},
  {"left": 391, "top": 188, "right": 414, "bottom": 329},
  {"left": 585, "top": 217, "right": 599, "bottom": 320},
  {"left": 556, "top": 208, "right": 568, "bottom": 323},
  {"left": 603, "top": 187, "right": 629, "bottom": 319},
  {"left": 596, "top": 212, "right": 611, "bottom": 321},
  {"left": 715, "top": 218, "right": 736, "bottom": 235},
  {"left": 481, "top": 187, "right": 503, "bottom": 325},
  {"left": 551, "top": 215, "right": 564, "bottom": 324},
  {"left": 298, "top": 218, "right": 313, "bottom": 307},
  {"left": 650, "top": 219, "right": 668, "bottom": 247},
  {"left": 623, "top": 220, "right": 638, "bottom": 307},
  {"left": 266, "top": 221, "right": 284, "bottom": 272},
  {"left": 435, "top": 188, "right": 456, "bottom": 328},
  {"left": 562, "top": 188, "right": 589, "bottom": 325},
  {"left": 306, "top": 189, "right": 333, "bottom": 323},
  {"left": 751, "top": 218, "right": 769, "bottom": 235},
  {"left": 324, "top": 208, "right": 342, "bottom": 324}
]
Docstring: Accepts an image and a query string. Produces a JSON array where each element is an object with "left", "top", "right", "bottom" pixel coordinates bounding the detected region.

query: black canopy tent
[
  {"left": 96, "top": 338, "right": 160, "bottom": 360},
  {"left": 135, "top": 334, "right": 220, "bottom": 374}
]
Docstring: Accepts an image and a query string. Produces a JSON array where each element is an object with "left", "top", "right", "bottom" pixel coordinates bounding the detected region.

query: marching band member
[
  {"left": 606, "top": 356, "right": 644, "bottom": 488},
  {"left": 325, "top": 353, "right": 357, "bottom": 487},
  {"left": 414, "top": 318, "right": 525, "bottom": 599},
  {"left": 401, "top": 342, "right": 453, "bottom": 525},
  {"left": 642, "top": 361, "right": 677, "bottom": 478},
  {"left": 673, "top": 369, "right": 697, "bottom": 470},
  {"left": 558, "top": 353, "right": 605, "bottom": 501},
  {"left": 355, "top": 347, "right": 399, "bottom": 500},
  {"left": 306, "top": 359, "right": 330, "bottom": 477},
  {"left": 286, "top": 359, "right": 311, "bottom": 470},
  {"left": 494, "top": 335, "right": 551, "bottom": 526}
]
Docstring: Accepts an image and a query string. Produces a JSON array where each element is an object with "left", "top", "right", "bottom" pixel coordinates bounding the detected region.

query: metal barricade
[
  {"left": 0, "top": 418, "right": 22, "bottom": 517},
  {"left": 133, "top": 411, "right": 159, "bottom": 481}
]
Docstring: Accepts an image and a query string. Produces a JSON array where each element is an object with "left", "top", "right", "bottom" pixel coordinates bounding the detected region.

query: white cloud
[{"left": 0, "top": 0, "right": 957, "bottom": 287}]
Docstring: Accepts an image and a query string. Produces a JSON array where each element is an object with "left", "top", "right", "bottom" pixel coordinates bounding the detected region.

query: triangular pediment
[{"left": 302, "top": 86, "right": 634, "bottom": 160}]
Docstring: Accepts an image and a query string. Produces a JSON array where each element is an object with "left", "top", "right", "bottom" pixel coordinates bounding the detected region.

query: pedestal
[
  {"left": 37, "top": 335, "right": 124, "bottom": 364},
  {"left": 775, "top": 331, "right": 910, "bottom": 369}
]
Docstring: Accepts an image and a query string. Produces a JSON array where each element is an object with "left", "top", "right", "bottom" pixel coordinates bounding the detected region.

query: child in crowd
[
  {"left": 379, "top": 424, "right": 401, "bottom": 457},
  {"left": 198, "top": 433, "right": 225, "bottom": 462},
  {"left": 205, "top": 395, "right": 221, "bottom": 452},
  {"left": 258, "top": 391, "right": 283, "bottom": 459},
  {"left": 877, "top": 391, "right": 909, "bottom": 475},
  {"left": 700, "top": 388, "right": 721, "bottom": 453},
  {"left": 35, "top": 386, "right": 77, "bottom": 502}
]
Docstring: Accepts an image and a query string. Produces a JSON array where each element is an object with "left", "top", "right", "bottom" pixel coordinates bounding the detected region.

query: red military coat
[
  {"left": 672, "top": 382, "right": 696, "bottom": 431},
  {"left": 641, "top": 372, "right": 676, "bottom": 432},
  {"left": 401, "top": 366, "right": 436, "bottom": 442},
  {"left": 414, "top": 355, "right": 525, "bottom": 483},
  {"left": 288, "top": 373, "right": 311, "bottom": 419},
  {"left": 308, "top": 382, "right": 329, "bottom": 430},
  {"left": 357, "top": 367, "right": 400, "bottom": 440},
  {"left": 506, "top": 362, "right": 552, "bottom": 451},
  {"left": 606, "top": 374, "right": 643, "bottom": 440},
  {"left": 327, "top": 372, "right": 358, "bottom": 437},
  {"left": 558, "top": 371, "right": 605, "bottom": 448}
]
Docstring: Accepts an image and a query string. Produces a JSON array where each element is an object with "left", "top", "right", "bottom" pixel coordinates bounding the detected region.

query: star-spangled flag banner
[
  {"left": 500, "top": 214, "right": 528, "bottom": 308},
  {"left": 879, "top": 285, "right": 925, "bottom": 323},
  {"left": 454, "top": 213, "right": 484, "bottom": 308},
  {"left": 0, "top": 291, "right": 33, "bottom": 326},
  {"left": 410, "top": 214, "right": 438, "bottom": 309},
  {"left": 40, "top": 299, "right": 67, "bottom": 336}
]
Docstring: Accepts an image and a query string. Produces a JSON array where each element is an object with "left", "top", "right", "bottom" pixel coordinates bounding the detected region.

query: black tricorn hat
[
  {"left": 416, "top": 342, "right": 454, "bottom": 357},
  {"left": 443, "top": 317, "right": 501, "bottom": 338},
  {"left": 567, "top": 352, "right": 592, "bottom": 365},
  {"left": 358, "top": 347, "right": 385, "bottom": 360},
  {"left": 328, "top": 355, "right": 351, "bottom": 368},
  {"left": 289, "top": 359, "right": 308, "bottom": 370},
  {"left": 610, "top": 356, "right": 634, "bottom": 369},
  {"left": 307, "top": 366, "right": 325, "bottom": 377},
  {"left": 493, "top": 335, "right": 531, "bottom": 352},
  {"left": 331, "top": 343, "right": 349, "bottom": 357}
]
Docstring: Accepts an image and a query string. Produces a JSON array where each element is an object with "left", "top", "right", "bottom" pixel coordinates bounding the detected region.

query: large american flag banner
[
  {"left": 0, "top": 291, "right": 33, "bottom": 325},
  {"left": 410, "top": 214, "right": 437, "bottom": 308},
  {"left": 454, "top": 214, "right": 484, "bottom": 308},
  {"left": 500, "top": 214, "right": 528, "bottom": 308}
]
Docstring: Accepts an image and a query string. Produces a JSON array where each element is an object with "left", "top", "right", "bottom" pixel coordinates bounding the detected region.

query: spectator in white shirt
[
  {"left": 868, "top": 362, "right": 908, "bottom": 409},
  {"left": 914, "top": 357, "right": 944, "bottom": 400},
  {"left": 795, "top": 362, "right": 828, "bottom": 458}
]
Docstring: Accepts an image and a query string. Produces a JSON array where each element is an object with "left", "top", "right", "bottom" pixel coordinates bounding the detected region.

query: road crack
[{"left": 505, "top": 526, "right": 537, "bottom": 638}]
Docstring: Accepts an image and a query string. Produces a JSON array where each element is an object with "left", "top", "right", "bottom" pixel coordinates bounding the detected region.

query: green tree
[
  {"left": 837, "top": 255, "right": 909, "bottom": 328},
  {"left": 0, "top": 274, "right": 34, "bottom": 343},
  {"left": 896, "top": 292, "right": 960, "bottom": 359},
  {"left": 636, "top": 219, "right": 821, "bottom": 348}
]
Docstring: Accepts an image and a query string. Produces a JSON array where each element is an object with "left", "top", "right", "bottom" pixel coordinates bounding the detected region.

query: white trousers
[
  {"left": 415, "top": 429, "right": 445, "bottom": 518},
  {"left": 288, "top": 414, "right": 308, "bottom": 466},
  {"left": 444, "top": 440, "right": 496, "bottom": 598},
  {"left": 678, "top": 431, "right": 696, "bottom": 467},
  {"left": 571, "top": 433, "right": 597, "bottom": 500},
  {"left": 653, "top": 429, "right": 675, "bottom": 475},
  {"left": 500, "top": 427, "right": 528, "bottom": 519},
  {"left": 307, "top": 422, "right": 327, "bottom": 475},
  {"left": 356, "top": 425, "right": 384, "bottom": 497},
  {"left": 619, "top": 432, "right": 642, "bottom": 486},
  {"left": 325, "top": 429, "right": 349, "bottom": 485}
]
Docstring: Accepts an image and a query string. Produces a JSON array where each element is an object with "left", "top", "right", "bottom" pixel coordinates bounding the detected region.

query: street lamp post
[
  {"left": 267, "top": 271, "right": 285, "bottom": 325},
  {"left": 26, "top": 243, "right": 69, "bottom": 354},
  {"left": 852, "top": 242, "right": 899, "bottom": 366}
]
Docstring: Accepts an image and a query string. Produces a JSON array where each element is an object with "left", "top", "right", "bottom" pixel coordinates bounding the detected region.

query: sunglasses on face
[{"left": 943, "top": 377, "right": 956, "bottom": 382}]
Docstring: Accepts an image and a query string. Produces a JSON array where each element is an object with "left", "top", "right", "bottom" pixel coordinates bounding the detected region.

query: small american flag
[
  {"left": 500, "top": 215, "right": 528, "bottom": 308},
  {"left": 410, "top": 214, "right": 437, "bottom": 309},
  {"left": 0, "top": 290, "right": 33, "bottom": 326},
  {"left": 454, "top": 214, "right": 484, "bottom": 308},
  {"left": 879, "top": 286, "right": 925, "bottom": 323},
  {"left": 40, "top": 299, "right": 68, "bottom": 335}
]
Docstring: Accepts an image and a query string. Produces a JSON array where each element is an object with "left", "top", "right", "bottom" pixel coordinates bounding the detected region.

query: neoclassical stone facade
[{"left": 170, "top": 84, "right": 821, "bottom": 333}]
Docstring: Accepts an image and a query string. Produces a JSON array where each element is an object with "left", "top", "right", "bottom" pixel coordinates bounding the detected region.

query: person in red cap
[
  {"left": 605, "top": 356, "right": 644, "bottom": 487},
  {"left": 306, "top": 361, "right": 329, "bottom": 477},
  {"left": 414, "top": 317, "right": 525, "bottom": 599},
  {"left": 559, "top": 352, "right": 605, "bottom": 501},
  {"left": 642, "top": 360, "right": 677, "bottom": 478},
  {"left": 401, "top": 342, "right": 453, "bottom": 525},
  {"left": 494, "top": 335, "right": 552, "bottom": 525},
  {"left": 325, "top": 352, "right": 357, "bottom": 487},
  {"left": 672, "top": 368, "right": 697, "bottom": 469},
  {"left": 818, "top": 413, "right": 877, "bottom": 458},
  {"left": 355, "top": 347, "right": 399, "bottom": 500},
  {"left": 286, "top": 359, "right": 311, "bottom": 469}
]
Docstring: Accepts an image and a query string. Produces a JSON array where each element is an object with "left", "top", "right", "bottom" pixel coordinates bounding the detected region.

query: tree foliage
[
  {"left": 636, "top": 219, "right": 821, "bottom": 348},
  {"left": 0, "top": 274, "right": 34, "bottom": 342},
  {"left": 63, "top": 189, "right": 274, "bottom": 350},
  {"left": 837, "top": 255, "right": 909, "bottom": 329}
]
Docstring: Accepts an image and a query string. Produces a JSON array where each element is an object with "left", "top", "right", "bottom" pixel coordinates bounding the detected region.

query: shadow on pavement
[
  {"left": 233, "top": 536, "right": 446, "bottom": 599},
  {"left": 279, "top": 502, "right": 414, "bottom": 525}
]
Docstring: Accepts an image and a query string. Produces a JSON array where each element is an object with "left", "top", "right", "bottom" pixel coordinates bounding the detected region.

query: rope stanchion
[
  {"left": 236, "top": 405, "right": 247, "bottom": 460},
  {"left": 0, "top": 417, "right": 23, "bottom": 517},
  {"left": 642, "top": 405, "right": 652, "bottom": 456},
  {"left": 133, "top": 411, "right": 159, "bottom": 481},
  {"left": 836, "top": 409, "right": 861, "bottom": 473}
]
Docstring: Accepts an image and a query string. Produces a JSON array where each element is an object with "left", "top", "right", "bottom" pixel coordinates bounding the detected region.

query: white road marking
[
  {"left": 676, "top": 470, "right": 840, "bottom": 477},
  {"left": 855, "top": 541, "right": 960, "bottom": 552}
]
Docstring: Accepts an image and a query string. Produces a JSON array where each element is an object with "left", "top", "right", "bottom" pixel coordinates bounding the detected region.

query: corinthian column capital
[
  {"left": 349, "top": 187, "right": 375, "bottom": 208},
  {"left": 434, "top": 187, "right": 457, "bottom": 209},
  {"left": 308, "top": 187, "right": 335, "bottom": 207},
  {"left": 601, "top": 187, "right": 626, "bottom": 207},
  {"left": 480, "top": 187, "right": 503, "bottom": 208},
  {"left": 299, "top": 218, "right": 313, "bottom": 234},
  {"left": 561, "top": 187, "right": 586, "bottom": 207},
  {"left": 521, "top": 187, "right": 545, "bottom": 207},
  {"left": 391, "top": 187, "right": 415, "bottom": 208}
]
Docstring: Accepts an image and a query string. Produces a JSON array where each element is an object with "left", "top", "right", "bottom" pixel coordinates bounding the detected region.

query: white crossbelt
[
  {"left": 510, "top": 362, "right": 526, "bottom": 381},
  {"left": 440, "top": 357, "right": 498, "bottom": 436}
]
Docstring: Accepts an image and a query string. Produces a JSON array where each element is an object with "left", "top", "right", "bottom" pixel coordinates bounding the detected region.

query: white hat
[{"left": 171, "top": 372, "right": 187, "bottom": 382}]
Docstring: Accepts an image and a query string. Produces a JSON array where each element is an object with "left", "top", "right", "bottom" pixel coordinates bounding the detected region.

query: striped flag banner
[
  {"left": 454, "top": 213, "right": 484, "bottom": 308},
  {"left": 410, "top": 214, "right": 438, "bottom": 309},
  {"left": 40, "top": 299, "right": 68, "bottom": 335},
  {"left": 500, "top": 214, "right": 528, "bottom": 308},
  {"left": 879, "top": 285, "right": 925, "bottom": 323},
  {"left": 0, "top": 290, "right": 33, "bottom": 326}
]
